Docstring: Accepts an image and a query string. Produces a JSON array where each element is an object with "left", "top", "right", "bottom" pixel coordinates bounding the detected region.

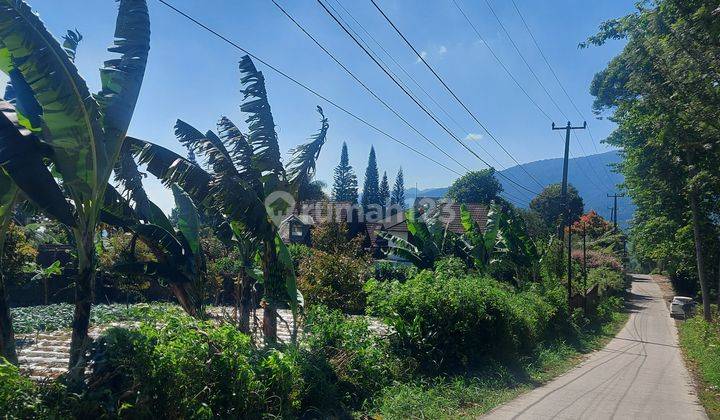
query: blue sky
[{"left": 20, "top": 0, "right": 633, "bottom": 213}]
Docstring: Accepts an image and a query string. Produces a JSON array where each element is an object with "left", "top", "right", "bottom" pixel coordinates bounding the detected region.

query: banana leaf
[
  {"left": 0, "top": 0, "right": 104, "bottom": 202},
  {"left": 0, "top": 100, "right": 75, "bottom": 226},
  {"left": 96, "top": 0, "right": 150, "bottom": 155},
  {"left": 238, "top": 55, "right": 286, "bottom": 181},
  {"left": 286, "top": 106, "right": 328, "bottom": 194},
  {"left": 171, "top": 184, "right": 199, "bottom": 255}
]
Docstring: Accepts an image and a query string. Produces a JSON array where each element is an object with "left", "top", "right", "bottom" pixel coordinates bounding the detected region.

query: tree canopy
[
  {"left": 446, "top": 168, "right": 503, "bottom": 204},
  {"left": 529, "top": 184, "right": 584, "bottom": 229}
]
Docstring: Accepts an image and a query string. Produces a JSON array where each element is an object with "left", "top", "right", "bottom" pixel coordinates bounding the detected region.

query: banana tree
[
  {"left": 0, "top": 170, "right": 18, "bottom": 364},
  {"left": 102, "top": 184, "right": 206, "bottom": 317},
  {"left": 460, "top": 202, "right": 538, "bottom": 277},
  {"left": 378, "top": 206, "right": 469, "bottom": 269},
  {"left": 0, "top": 0, "right": 150, "bottom": 370},
  {"left": 125, "top": 57, "right": 329, "bottom": 341}
]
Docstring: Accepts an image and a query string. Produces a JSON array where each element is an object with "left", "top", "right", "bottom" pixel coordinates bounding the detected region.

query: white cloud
[
  {"left": 438, "top": 45, "right": 447, "bottom": 55},
  {"left": 464, "top": 133, "right": 483, "bottom": 142},
  {"left": 416, "top": 50, "right": 428, "bottom": 63}
]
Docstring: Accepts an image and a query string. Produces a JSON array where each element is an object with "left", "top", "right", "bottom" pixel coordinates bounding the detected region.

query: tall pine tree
[
  {"left": 379, "top": 171, "right": 390, "bottom": 207},
  {"left": 331, "top": 142, "right": 358, "bottom": 203},
  {"left": 361, "top": 146, "right": 380, "bottom": 210},
  {"left": 391, "top": 167, "right": 406, "bottom": 209}
]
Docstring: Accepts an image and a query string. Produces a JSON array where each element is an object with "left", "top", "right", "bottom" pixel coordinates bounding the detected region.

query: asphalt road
[{"left": 483, "top": 274, "right": 707, "bottom": 420}]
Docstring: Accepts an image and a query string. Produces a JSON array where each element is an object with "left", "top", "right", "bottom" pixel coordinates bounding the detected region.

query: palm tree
[
  {"left": 126, "top": 56, "right": 329, "bottom": 341},
  {"left": 0, "top": 0, "right": 150, "bottom": 370}
]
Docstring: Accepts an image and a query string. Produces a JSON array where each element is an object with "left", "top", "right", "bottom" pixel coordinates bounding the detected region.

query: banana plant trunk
[
  {"left": 170, "top": 283, "right": 198, "bottom": 318},
  {"left": 262, "top": 242, "right": 279, "bottom": 343},
  {"left": 237, "top": 271, "right": 252, "bottom": 334},
  {"left": 68, "top": 230, "right": 96, "bottom": 375},
  {"left": 0, "top": 273, "right": 17, "bottom": 365}
]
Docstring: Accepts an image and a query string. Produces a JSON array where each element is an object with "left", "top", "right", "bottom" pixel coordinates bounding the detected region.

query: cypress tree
[
  {"left": 331, "top": 142, "right": 358, "bottom": 203},
  {"left": 361, "top": 146, "right": 380, "bottom": 210},
  {"left": 379, "top": 171, "right": 390, "bottom": 207},
  {"left": 391, "top": 167, "right": 406, "bottom": 209}
]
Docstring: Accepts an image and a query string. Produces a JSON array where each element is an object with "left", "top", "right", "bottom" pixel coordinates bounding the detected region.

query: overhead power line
[
  {"left": 458, "top": 0, "right": 611, "bottom": 194},
  {"left": 324, "top": 0, "right": 528, "bottom": 187},
  {"left": 368, "top": 0, "right": 545, "bottom": 192},
  {"left": 316, "top": 0, "right": 540, "bottom": 197},
  {"left": 154, "top": 0, "right": 462, "bottom": 176},
  {"left": 509, "top": 0, "right": 616, "bottom": 189},
  {"left": 269, "top": 0, "right": 470, "bottom": 174}
]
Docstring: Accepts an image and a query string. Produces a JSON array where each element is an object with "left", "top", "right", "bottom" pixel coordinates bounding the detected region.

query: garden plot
[{"left": 13, "top": 304, "right": 387, "bottom": 381}]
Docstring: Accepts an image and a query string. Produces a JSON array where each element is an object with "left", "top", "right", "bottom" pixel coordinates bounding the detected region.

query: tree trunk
[
  {"left": 262, "top": 304, "right": 277, "bottom": 344},
  {"left": 262, "top": 241, "right": 279, "bottom": 343},
  {"left": 689, "top": 192, "right": 711, "bottom": 321},
  {"left": 0, "top": 274, "right": 17, "bottom": 364},
  {"left": 237, "top": 272, "right": 252, "bottom": 334},
  {"left": 68, "top": 233, "right": 96, "bottom": 377},
  {"left": 170, "top": 283, "right": 198, "bottom": 318}
]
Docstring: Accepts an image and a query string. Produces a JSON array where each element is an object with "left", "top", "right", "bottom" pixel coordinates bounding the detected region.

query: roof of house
[
  {"left": 384, "top": 201, "right": 489, "bottom": 235},
  {"left": 293, "top": 200, "right": 356, "bottom": 224}
]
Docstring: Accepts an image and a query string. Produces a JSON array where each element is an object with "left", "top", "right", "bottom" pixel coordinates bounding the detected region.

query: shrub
[
  {"left": 84, "top": 317, "right": 305, "bottom": 418},
  {"left": 0, "top": 358, "right": 44, "bottom": 418},
  {"left": 373, "top": 261, "right": 417, "bottom": 282},
  {"left": 366, "top": 267, "right": 553, "bottom": 371},
  {"left": 571, "top": 249, "right": 622, "bottom": 271},
  {"left": 587, "top": 267, "right": 625, "bottom": 295},
  {"left": 297, "top": 249, "right": 370, "bottom": 314},
  {"left": 301, "top": 305, "right": 404, "bottom": 408},
  {"left": 287, "top": 243, "right": 313, "bottom": 271}
]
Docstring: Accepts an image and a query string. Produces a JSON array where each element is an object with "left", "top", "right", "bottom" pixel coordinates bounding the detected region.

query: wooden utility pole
[
  {"left": 607, "top": 193, "right": 625, "bottom": 230},
  {"left": 552, "top": 121, "right": 586, "bottom": 308},
  {"left": 582, "top": 222, "right": 588, "bottom": 315}
]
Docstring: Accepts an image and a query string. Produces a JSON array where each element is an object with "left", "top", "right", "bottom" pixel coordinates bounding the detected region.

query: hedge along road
[{"left": 483, "top": 274, "right": 707, "bottom": 420}]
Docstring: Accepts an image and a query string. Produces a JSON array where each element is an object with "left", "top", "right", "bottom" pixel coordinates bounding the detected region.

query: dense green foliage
[
  {"left": 297, "top": 222, "right": 370, "bottom": 313},
  {"left": 446, "top": 168, "right": 503, "bottom": 204},
  {"left": 367, "top": 259, "right": 545, "bottom": 370},
  {"left": 379, "top": 171, "right": 390, "bottom": 208},
  {"left": 587, "top": 0, "right": 720, "bottom": 316},
  {"left": 529, "top": 183, "right": 584, "bottom": 229},
  {"left": 679, "top": 315, "right": 720, "bottom": 418},
  {"left": 0, "top": 358, "right": 43, "bottom": 418},
  {"left": 297, "top": 249, "right": 370, "bottom": 314},
  {"left": 10, "top": 303, "right": 183, "bottom": 334}
]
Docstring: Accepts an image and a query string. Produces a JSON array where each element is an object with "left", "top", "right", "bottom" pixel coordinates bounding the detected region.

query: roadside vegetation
[
  {"left": 679, "top": 316, "right": 720, "bottom": 419},
  {"left": 583, "top": 1, "right": 720, "bottom": 416}
]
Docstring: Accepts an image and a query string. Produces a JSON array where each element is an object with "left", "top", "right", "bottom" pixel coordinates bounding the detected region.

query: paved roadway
[{"left": 483, "top": 274, "right": 707, "bottom": 420}]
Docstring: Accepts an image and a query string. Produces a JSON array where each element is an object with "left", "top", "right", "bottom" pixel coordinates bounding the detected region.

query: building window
[{"left": 291, "top": 224, "right": 304, "bottom": 237}]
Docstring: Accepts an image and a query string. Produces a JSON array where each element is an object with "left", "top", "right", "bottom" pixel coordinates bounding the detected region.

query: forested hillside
[{"left": 406, "top": 151, "right": 633, "bottom": 227}]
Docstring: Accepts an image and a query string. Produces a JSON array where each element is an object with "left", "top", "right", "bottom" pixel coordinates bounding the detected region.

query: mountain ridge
[{"left": 405, "top": 150, "right": 633, "bottom": 228}]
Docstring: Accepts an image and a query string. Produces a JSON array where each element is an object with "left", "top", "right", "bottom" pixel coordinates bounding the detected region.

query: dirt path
[{"left": 482, "top": 274, "right": 707, "bottom": 419}]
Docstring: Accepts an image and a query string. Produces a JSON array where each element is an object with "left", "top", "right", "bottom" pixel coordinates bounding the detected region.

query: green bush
[
  {"left": 366, "top": 263, "right": 554, "bottom": 371},
  {"left": 297, "top": 249, "right": 370, "bottom": 314},
  {"left": 84, "top": 317, "right": 305, "bottom": 418},
  {"left": 587, "top": 267, "right": 625, "bottom": 295},
  {"left": 373, "top": 261, "right": 417, "bottom": 282},
  {"left": 301, "top": 305, "right": 404, "bottom": 408},
  {"left": 0, "top": 358, "right": 44, "bottom": 418},
  {"left": 287, "top": 243, "right": 313, "bottom": 271}
]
